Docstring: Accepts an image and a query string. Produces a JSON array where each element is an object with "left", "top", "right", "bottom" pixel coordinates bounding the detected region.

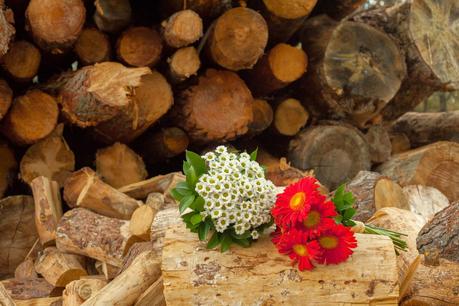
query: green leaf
[
  {"left": 335, "top": 215, "right": 343, "bottom": 224},
  {"left": 198, "top": 222, "right": 211, "bottom": 241},
  {"left": 190, "top": 196, "right": 205, "bottom": 211},
  {"left": 220, "top": 234, "right": 233, "bottom": 252},
  {"left": 186, "top": 150, "right": 207, "bottom": 177},
  {"left": 233, "top": 238, "right": 251, "bottom": 247},
  {"left": 343, "top": 219, "right": 356, "bottom": 227},
  {"left": 190, "top": 213, "right": 202, "bottom": 225},
  {"left": 183, "top": 162, "right": 198, "bottom": 188},
  {"left": 207, "top": 232, "right": 221, "bottom": 249},
  {"left": 181, "top": 211, "right": 195, "bottom": 222},
  {"left": 250, "top": 148, "right": 258, "bottom": 161},
  {"left": 175, "top": 182, "right": 193, "bottom": 196},
  {"left": 343, "top": 208, "right": 356, "bottom": 220},
  {"left": 179, "top": 194, "right": 195, "bottom": 214},
  {"left": 170, "top": 188, "right": 184, "bottom": 201},
  {"left": 230, "top": 231, "right": 251, "bottom": 240}
]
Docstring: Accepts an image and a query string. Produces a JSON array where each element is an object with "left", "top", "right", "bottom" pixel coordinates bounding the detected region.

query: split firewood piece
[
  {"left": 390, "top": 133, "right": 411, "bottom": 155},
  {"left": 134, "top": 277, "right": 165, "bottom": 306},
  {"left": 0, "top": 139, "right": 17, "bottom": 198},
  {"left": 254, "top": 0, "right": 318, "bottom": 44},
  {"left": 0, "top": 282, "right": 15, "bottom": 306},
  {"left": 160, "top": 0, "right": 231, "bottom": 19},
  {"left": 364, "top": 125, "right": 391, "bottom": 164},
  {"left": 56, "top": 208, "right": 141, "bottom": 267},
  {"left": 35, "top": 247, "right": 87, "bottom": 287},
  {"left": 95, "top": 143, "right": 147, "bottom": 189},
  {"left": 139, "top": 127, "right": 189, "bottom": 164},
  {"left": 0, "top": 196, "right": 38, "bottom": 278},
  {"left": 94, "top": 262, "right": 119, "bottom": 281},
  {"left": 116, "top": 27, "right": 162, "bottom": 67},
  {"left": 403, "top": 185, "right": 449, "bottom": 221},
  {"left": 130, "top": 206, "right": 158, "bottom": 241},
  {"left": 289, "top": 124, "right": 371, "bottom": 190},
  {"left": 15, "top": 297, "right": 62, "bottom": 306},
  {"left": 244, "top": 43, "right": 307, "bottom": 97},
  {"left": 162, "top": 10, "right": 203, "bottom": 48},
  {"left": 15, "top": 258, "right": 38, "bottom": 279},
  {"left": 272, "top": 98, "right": 308, "bottom": 136},
  {"left": 173, "top": 69, "right": 253, "bottom": 143},
  {"left": 390, "top": 111, "right": 459, "bottom": 148},
  {"left": 378, "top": 141, "right": 459, "bottom": 201},
  {"left": 417, "top": 202, "right": 459, "bottom": 263},
  {"left": 1, "top": 278, "right": 61, "bottom": 300},
  {"left": 352, "top": 0, "right": 459, "bottom": 121},
  {"left": 0, "top": 3, "right": 15, "bottom": 57},
  {"left": 0, "top": 78, "right": 12, "bottom": 120},
  {"left": 151, "top": 207, "right": 181, "bottom": 255},
  {"left": 62, "top": 279, "right": 107, "bottom": 306},
  {"left": 162, "top": 222, "right": 399, "bottom": 305},
  {"left": 168, "top": 47, "right": 200, "bottom": 83},
  {"left": 119, "top": 172, "right": 185, "bottom": 201},
  {"left": 1, "top": 40, "right": 41, "bottom": 82},
  {"left": 207, "top": 7, "right": 268, "bottom": 71},
  {"left": 64, "top": 167, "right": 141, "bottom": 220},
  {"left": 20, "top": 124, "right": 75, "bottom": 187},
  {"left": 94, "top": 0, "right": 131, "bottom": 33},
  {"left": 74, "top": 28, "right": 111, "bottom": 65},
  {"left": 31, "top": 176, "right": 63, "bottom": 247},
  {"left": 1, "top": 90, "right": 59, "bottom": 146},
  {"left": 81, "top": 251, "right": 161, "bottom": 306},
  {"left": 25, "top": 0, "right": 85, "bottom": 54},
  {"left": 345, "top": 171, "right": 409, "bottom": 222},
  {"left": 118, "top": 242, "right": 153, "bottom": 275},
  {"left": 300, "top": 15, "right": 406, "bottom": 127},
  {"left": 314, "top": 0, "right": 366, "bottom": 20}
]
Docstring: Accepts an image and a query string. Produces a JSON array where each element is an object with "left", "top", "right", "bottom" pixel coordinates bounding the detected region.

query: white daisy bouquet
[{"left": 171, "top": 146, "right": 277, "bottom": 251}]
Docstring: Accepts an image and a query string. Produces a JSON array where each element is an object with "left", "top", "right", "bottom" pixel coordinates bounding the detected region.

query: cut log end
[
  {"left": 1, "top": 40, "right": 41, "bottom": 82},
  {"left": 141, "top": 127, "right": 190, "bottom": 164},
  {"left": 117, "top": 27, "right": 162, "bottom": 67},
  {"left": 168, "top": 47, "right": 201, "bottom": 83},
  {"left": 263, "top": 0, "right": 317, "bottom": 20},
  {"left": 130, "top": 205, "right": 157, "bottom": 241},
  {"left": 274, "top": 98, "right": 308, "bottom": 136},
  {"left": 163, "top": 10, "right": 203, "bottom": 48},
  {"left": 248, "top": 99, "right": 273, "bottom": 136},
  {"left": 75, "top": 28, "right": 111, "bottom": 65}
]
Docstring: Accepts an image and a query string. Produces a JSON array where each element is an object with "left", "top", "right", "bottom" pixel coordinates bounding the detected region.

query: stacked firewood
[{"left": 0, "top": 0, "right": 458, "bottom": 305}]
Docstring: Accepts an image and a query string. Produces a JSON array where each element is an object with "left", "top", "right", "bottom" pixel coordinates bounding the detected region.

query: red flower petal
[
  {"left": 294, "top": 199, "right": 338, "bottom": 238},
  {"left": 316, "top": 224, "right": 358, "bottom": 265}
]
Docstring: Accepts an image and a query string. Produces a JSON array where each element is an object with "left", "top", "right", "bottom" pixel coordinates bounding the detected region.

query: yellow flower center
[
  {"left": 293, "top": 244, "right": 308, "bottom": 257},
  {"left": 289, "top": 192, "right": 306, "bottom": 210},
  {"left": 319, "top": 236, "right": 339, "bottom": 250},
  {"left": 303, "top": 210, "right": 320, "bottom": 228}
]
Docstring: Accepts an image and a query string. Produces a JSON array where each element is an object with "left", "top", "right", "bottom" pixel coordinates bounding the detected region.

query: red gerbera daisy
[
  {"left": 271, "top": 226, "right": 283, "bottom": 245},
  {"left": 272, "top": 177, "right": 324, "bottom": 228},
  {"left": 316, "top": 224, "right": 357, "bottom": 265},
  {"left": 294, "top": 199, "right": 338, "bottom": 238},
  {"left": 275, "top": 229, "right": 322, "bottom": 271}
]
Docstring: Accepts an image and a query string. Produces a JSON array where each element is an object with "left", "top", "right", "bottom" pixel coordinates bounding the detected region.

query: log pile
[{"left": 0, "top": 0, "right": 457, "bottom": 304}]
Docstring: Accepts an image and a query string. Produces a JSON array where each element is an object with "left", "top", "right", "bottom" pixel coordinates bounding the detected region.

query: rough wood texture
[
  {"left": 391, "top": 111, "right": 459, "bottom": 148},
  {"left": 0, "top": 79, "right": 13, "bottom": 120},
  {"left": 150, "top": 207, "right": 181, "bottom": 255},
  {"left": 56, "top": 208, "right": 141, "bottom": 267},
  {"left": 81, "top": 251, "right": 161, "bottom": 306},
  {"left": 207, "top": 7, "right": 268, "bottom": 71},
  {"left": 94, "top": 261, "right": 119, "bottom": 281},
  {"left": 403, "top": 185, "right": 449, "bottom": 221},
  {"left": 168, "top": 47, "right": 200, "bottom": 83},
  {"left": 35, "top": 247, "right": 87, "bottom": 287},
  {"left": 0, "top": 4, "right": 15, "bottom": 57},
  {"left": 417, "top": 202, "right": 459, "bottom": 263},
  {"left": 0, "top": 282, "right": 15, "bottom": 306},
  {"left": 0, "top": 196, "right": 38, "bottom": 278},
  {"left": 162, "top": 10, "right": 203, "bottom": 48},
  {"left": 116, "top": 27, "right": 162, "bottom": 67},
  {"left": 15, "top": 297, "right": 62, "bottom": 306},
  {"left": 377, "top": 141, "right": 459, "bottom": 201},
  {"left": 63, "top": 167, "right": 141, "bottom": 220},
  {"left": 0, "top": 140, "right": 17, "bottom": 198},
  {"left": 160, "top": 0, "right": 231, "bottom": 19},
  {"left": 119, "top": 172, "right": 185, "bottom": 201},
  {"left": 1, "top": 278, "right": 60, "bottom": 300},
  {"left": 364, "top": 124, "right": 391, "bottom": 163},
  {"left": 300, "top": 15, "right": 406, "bottom": 127},
  {"left": 14, "top": 258, "right": 38, "bottom": 279},
  {"left": 173, "top": 69, "right": 253, "bottom": 143},
  {"left": 245, "top": 43, "right": 307, "bottom": 97},
  {"left": 25, "top": 0, "right": 85, "bottom": 54},
  {"left": 95, "top": 143, "right": 147, "bottom": 189},
  {"left": 31, "top": 176, "right": 63, "bottom": 246},
  {"left": 93, "top": 0, "right": 131, "bottom": 33},
  {"left": 62, "top": 279, "right": 107, "bottom": 306},
  {"left": 1, "top": 90, "right": 59, "bottom": 146},
  {"left": 20, "top": 125, "right": 75, "bottom": 187},
  {"left": 273, "top": 98, "right": 308, "bottom": 136},
  {"left": 390, "top": 132, "right": 411, "bottom": 155},
  {"left": 130, "top": 206, "right": 157, "bottom": 241},
  {"left": 162, "top": 222, "right": 398, "bottom": 305},
  {"left": 118, "top": 242, "right": 154, "bottom": 276},
  {"left": 74, "top": 28, "right": 111, "bottom": 65},
  {"left": 139, "top": 127, "right": 190, "bottom": 164},
  {"left": 134, "top": 277, "right": 165, "bottom": 306},
  {"left": 1, "top": 40, "right": 41, "bottom": 82},
  {"left": 289, "top": 124, "right": 371, "bottom": 190}
]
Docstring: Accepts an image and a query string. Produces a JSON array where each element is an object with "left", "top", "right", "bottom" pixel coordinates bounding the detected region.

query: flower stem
[{"left": 362, "top": 223, "right": 408, "bottom": 254}]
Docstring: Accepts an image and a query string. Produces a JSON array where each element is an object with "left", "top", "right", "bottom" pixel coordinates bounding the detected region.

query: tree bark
[
  {"left": 139, "top": 127, "right": 190, "bottom": 164},
  {"left": 116, "top": 27, "right": 162, "bottom": 67},
  {"left": 272, "top": 98, "right": 309, "bottom": 136},
  {"left": 159, "top": 0, "right": 231, "bottom": 20},
  {"left": 162, "top": 10, "right": 203, "bottom": 48},
  {"left": 62, "top": 279, "right": 107, "bottom": 306},
  {"left": 403, "top": 185, "right": 449, "bottom": 222},
  {"left": 1, "top": 278, "right": 60, "bottom": 300},
  {"left": 1, "top": 40, "right": 41, "bottom": 82},
  {"left": 74, "top": 28, "right": 111, "bottom": 65},
  {"left": 389, "top": 132, "right": 411, "bottom": 155},
  {"left": 0, "top": 3, "right": 15, "bottom": 57},
  {"left": 14, "top": 258, "right": 38, "bottom": 280},
  {"left": 167, "top": 47, "right": 200, "bottom": 83},
  {"left": 364, "top": 124, "right": 391, "bottom": 164},
  {"left": 0, "top": 79, "right": 13, "bottom": 120},
  {"left": 0, "top": 139, "right": 17, "bottom": 198},
  {"left": 93, "top": 0, "right": 131, "bottom": 34},
  {"left": 134, "top": 277, "right": 165, "bottom": 306}
]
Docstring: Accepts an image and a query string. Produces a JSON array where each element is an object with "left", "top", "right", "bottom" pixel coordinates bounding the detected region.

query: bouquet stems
[{"left": 352, "top": 221, "right": 408, "bottom": 254}]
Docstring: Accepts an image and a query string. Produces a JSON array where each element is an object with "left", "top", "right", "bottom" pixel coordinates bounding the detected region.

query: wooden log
[
  {"left": 81, "top": 251, "right": 161, "bottom": 306},
  {"left": 95, "top": 143, "right": 147, "bottom": 189},
  {"left": 244, "top": 43, "right": 307, "bottom": 97},
  {"left": 129, "top": 206, "right": 157, "bottom": 241},
  {"left": 313, "top": 0, "right": 366, "bottom": 20},
  {"left": 390, "top": 111, "right": 459, "bottom": 148},
  {"left": 207, "top": 7, "right": 268, "bottom": 71},
  {"left": 35, "top": 247, "right": 87, "bottom": 287},
  {"left": 299, "top": 15, "right": 406, "bottom": 127},
  {"left": 25, "top": 0, "right": 85, "bottom": 54},
  {"left": 15, "top": 258, "right": 38, "bottom": 279},
  {"left": 1, "top": 278, "right": 61, "bottom": 300},
  {"left": 417, "top": 202, "right": 459, "bottom": 263},
  {"left": 93, "top": 0, "right": 131, "bottom": 34},
  {"left": 162, "top": 10, "right": 203, "bottom": 48},
  {"left": 134, "top": 277, "right": 165, "bottom": 306},
  {"left": 31, "top": 176, "right": 63, "bottom": 247},
  {"left": 63, "top": 167, "right": 141, "bottom": 220},
  {"left": 0, "top": 3, "right": 15, "bottom": 57},
  {"left": 139, "top": 127, "right": 189, "bottom": 164},
  {"left": 288, "top": 124, "right": 371, "bottom": 190},
  {"left": 167, "top": 47, "right": 200, "bottom": 83},
  {"left": 0, "top": 78, "right": 13, "bottom": 120},
  {"left": 377, "top": 141, "right": 459, "bottom": 202},
  {"left": 273, "top": 98, "right": 308, "bottom": 136},
  {"left": 389, "top": 132, "right": 411, "bottom": 155},
  {"left": 159, "top": 0, "right": 231, "bottom": 20},
  {"left": 62, "top": 279, "right": 107, "bottom": 306},
  {"left": 20, "top": 124, "right": 75, "bottom": 187},
  {"left": 162, "top": 222, "right": 399, "bottom": 305},
  {"left": 116, "top": 26, "right": 162, "bottom": 67},
  {"left": 118, "top": 242, "right": 153, "bottom": 275},
  {"left": 345, "top": 171, "right": 409, "bottom": 222},
  {"left": 351, "top": 0, "right": 459, "bottom": 121},
  {"left": 246, "top": 99, "right": 273, "bottom": 137},
  {"left": 56, "top": 208, "right": 141, "bottom": 267},
  {"left": 145, "top": 193, "right": 165, "bottom": 211},
  {"left": 364, "top": 124, "right": 391, "bottom": 164},
  {"left": 74, "top": 28, "right": 111, "bottom": 65},
  {"left": 94, "top": 261, "right": 119, "bottom": 281},
  {"left": 15, "top": 297, "right": 62, "bottom": 306},
  {"left": 1, "top": 40, "right": 41, "bottom": 82},
  {"left": 151, "top": 207, "right": 181, "bottom": 255},
  {"left": 173, "top": 69, "right": 253, "bottom": 143},
  {"left": 0, "top": 283, "right": 15, "bottom": 306},
  {"left": 0, "top": 139, "right": 17, "bottom": 198},
  {"left": 1, "top": 90, "right": 59, "bottom": 146},
  {"left": 403, "top": 185, "right": 449, "bottom": 222},
  {"left": 0, "top": 196, "right": 38, "bottom": 278}
]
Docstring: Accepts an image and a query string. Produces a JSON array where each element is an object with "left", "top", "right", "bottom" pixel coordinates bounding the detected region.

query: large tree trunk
[
  {"left": 299, "top": 15, "right": 406, "bottom": 127},
  {"left": 377, "top": 141, "right": 459, "bottom": 202}
]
